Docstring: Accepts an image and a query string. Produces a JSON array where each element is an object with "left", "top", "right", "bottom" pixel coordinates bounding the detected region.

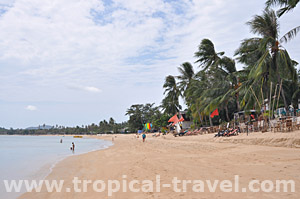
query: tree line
[{"left": 161, "top": 1, "right": 300, "bottom": 127}]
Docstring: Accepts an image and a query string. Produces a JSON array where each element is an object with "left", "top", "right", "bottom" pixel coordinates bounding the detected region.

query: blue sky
[{"left": 0, "top": 0, "right": 299, "bottom": 128}]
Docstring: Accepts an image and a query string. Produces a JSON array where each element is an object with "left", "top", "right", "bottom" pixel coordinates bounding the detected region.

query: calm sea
[{"left": 0, "top": 135, "right": 112, "bottom": 199}]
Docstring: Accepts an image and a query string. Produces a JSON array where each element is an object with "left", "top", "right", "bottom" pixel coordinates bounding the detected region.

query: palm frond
[
  {"left": 280, "top": 26, "right": 300, "bottom": 43},
  {"left": 266, "top": 0, "right": 299, "bottom": 17}
]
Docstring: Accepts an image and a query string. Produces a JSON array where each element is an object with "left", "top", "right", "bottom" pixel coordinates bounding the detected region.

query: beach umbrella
[
  {"left": 144, "top": 123, "right": 152, "bottom": 130},
  {"left": 168, "top": 114, "right": 179, "bottom": 123}
]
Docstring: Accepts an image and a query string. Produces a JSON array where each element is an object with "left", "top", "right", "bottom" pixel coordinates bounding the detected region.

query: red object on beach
[
  {"left": 210, "top": 109, "right": 219, "bottom": 118},
  {"left": 168, "top": 114, "right": 179, "bottom": 123},
  {"left": 178, "top": 116, "right": 184, "bottom": 122}
]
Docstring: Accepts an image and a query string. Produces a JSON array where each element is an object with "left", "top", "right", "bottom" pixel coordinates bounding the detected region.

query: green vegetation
[
  {"left": 162, "top": 3, "right": 299, "bottom": 127},
  {"left": 126, "top": 103, "right": 169, "bottom": 133},
  {"left": 0, "top": 119, "right": 128, "bottom": 135}
]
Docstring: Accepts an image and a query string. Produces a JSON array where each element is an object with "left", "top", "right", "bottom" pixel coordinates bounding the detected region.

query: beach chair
[
  {"left": 184, "top": 130, "right": 193, "bottom": 136},
  {"left": 270, "top": 120, "right": 276, "bottom": 132},
  {"left": 190, "top": 129, "right": 197, "bottom": 135},
  {"left": 187, "top": 129, "right": 195, "bottom": 136},
  {"left": 296, "top": 121, "right": 300, "bottom": 130},
  {"left": 253, "top": 121, "right": 259, "bottom": 132},
  {"left": 213, "top": 126, "right": 219, "bottom": 133},
  {"left": 196, "top": 128, "right": 203, "bottom": 135},
  {"left": 292, "top": 117, "right": 297, "bottom": 130},
  {"left": 274, "top": 121, "right": 281, "bottom": 132},
  {"left": 286, "top": 119, "right": 293, "bottom": 132},
  {"left": 191, "top": 129, "right": 197, "bottom": 135},
  {"left": 227, "top": 128, "right": 239, "bottom": 136}
]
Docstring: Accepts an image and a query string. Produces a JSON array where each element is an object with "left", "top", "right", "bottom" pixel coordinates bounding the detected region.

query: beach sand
[{"left": 20, "top": 132, "right": 300, "bottom": 198}]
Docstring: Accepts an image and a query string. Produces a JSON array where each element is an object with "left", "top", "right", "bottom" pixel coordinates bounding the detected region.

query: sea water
[{"left": 0, "top": 135, "right": 113, "bottom": 199}]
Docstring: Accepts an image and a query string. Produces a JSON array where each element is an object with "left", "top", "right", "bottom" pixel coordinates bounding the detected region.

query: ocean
[{"left": 0, "top": 135, "right": 112, "bottom": 199}]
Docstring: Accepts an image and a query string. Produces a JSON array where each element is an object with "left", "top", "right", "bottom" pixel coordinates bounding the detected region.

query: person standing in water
[
  {"left": 72, "top": 142, "right": 75, "bottom": 152},
  {"left": 142, "top": 132, "right": 146, "bottom": 142}
]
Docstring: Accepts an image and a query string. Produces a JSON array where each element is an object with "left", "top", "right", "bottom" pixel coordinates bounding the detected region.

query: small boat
[{"left": 73, "top": 136, "right": 83, "bottom": 138}]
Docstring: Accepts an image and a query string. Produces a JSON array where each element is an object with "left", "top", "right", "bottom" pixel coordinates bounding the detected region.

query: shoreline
[
  {"left": 32, "top": 135, "right": 114, "bottom": 182},
  {"left": 19, "top": 132, "right": 300, "bottom": 198},
  {"left": 0, "top": 135, "right": 113, "bottom": 199}
]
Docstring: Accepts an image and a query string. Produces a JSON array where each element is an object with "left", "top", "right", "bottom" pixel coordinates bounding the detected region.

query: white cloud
[
  {"left": 25, "top": 105, "right": 37, "bottom": 111},
  {"left": 83, "top": 86, "right": 101, "bottom": 93},
  {"left": 68, "top": 85, "right": 102, "bottom": 93}
]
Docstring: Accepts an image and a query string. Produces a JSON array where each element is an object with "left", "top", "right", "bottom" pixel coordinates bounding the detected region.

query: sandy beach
[{"left": 20, "top": 132, "right": 300, "bottom": 198}]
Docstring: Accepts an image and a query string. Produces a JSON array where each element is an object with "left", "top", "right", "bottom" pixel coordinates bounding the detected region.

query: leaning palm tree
[
  {"left": 219, "top": 56, "right": 241, "bottom": 112},
  {"left": 237, "top": 9, "right": 298, "bottom": 111},
  {"left": 185, "top": 71, "right": 210, "bottom": 125},
  {"left": 266, "top": 0, "right": 299, "bottom": 16},
  {"left": 162, "top": 75, "right": 182, "bottom": 115},
  {"left": 177, "top": 62, "right": 195, "bottom": 99},
  {"left": 194, "top": 39, "right": 224, "bottom": 71},
  {"left": 200, "top": 58, "right": 239, "bottom": 122},
  {"left": 194, "top": 39, "right": 241, "bottom": 122}
]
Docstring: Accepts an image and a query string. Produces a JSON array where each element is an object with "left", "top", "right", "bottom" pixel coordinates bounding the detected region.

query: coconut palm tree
[
  {"left": 162, "top": 75, "right": 182, "bottom": 115},
  {"left": 198, "top": 57, "right": 239, "bottom": 122},
  {"left": 194, "top": 39, "right": 240, "bottom": 122},
  {"left": 237, "top": 9, "right": 298, "bottom": 111},
  {"left": 177, "top": 62, "right": 195, "bottom": 99},
  {"left": 185, "top": 71, "right": 210, "bottom": 125},
  {"left": 194, "top": 39, "right": 224, "bottom": 71}
]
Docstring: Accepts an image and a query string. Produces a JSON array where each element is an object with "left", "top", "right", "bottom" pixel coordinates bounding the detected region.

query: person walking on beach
[{"left": 142, "top": 132, "right": 146, "bottom": 142}]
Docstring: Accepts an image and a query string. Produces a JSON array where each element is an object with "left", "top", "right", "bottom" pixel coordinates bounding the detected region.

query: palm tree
[
  {"left": 125, "top": 104, "right": 144, "bottom": 131},
  {"left": 194, "top": 39, "right": 240, "bottom": 123},
  {"left": 162, "top": 75, "right": 182, "bottom": 115},
  {"left": 177, "top": 62, "right": 195, "bottom": 98},
  {"left": 237, "top": 9, "right": 298, "bottom": 111},
  {"left": 109, "top": 117, "right": 115, "bottom": 126},
  {"left": 198, "top": 58, "right": 239, "bottom": 122},
  {"left": 219, "top": 56, "right": 241, "bottom": 112},
  {"left": 185, "top": 71, "right": 210, "bottom": 125},
  {"left": 194, "top": 39, "right": 224, "bottom": 71},
  {"left": 266, "top": 0, "right": 299, "bottom": 16}
]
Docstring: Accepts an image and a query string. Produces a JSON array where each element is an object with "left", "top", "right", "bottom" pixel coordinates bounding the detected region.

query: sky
[{"left": 0, "top": 0, "right": 299, "bottom": 129}]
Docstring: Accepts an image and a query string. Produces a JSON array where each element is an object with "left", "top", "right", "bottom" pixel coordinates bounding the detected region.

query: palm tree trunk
[
  {"left": 209, "top": 114, "right": 213, "bottom": 126},
  {"left": 235, "top": 78, "right": 241, "bottom": 111},
  {"left": 277, "top": 74, "right": 288, "bottom": 110},
  {"left": 236, "top": 94, "right": 240, "bottom": 112},
  {"left": 196, "top": 104, "right": 203, "bottom": 125},
  {"left": 225, "top": 105, "right": 230, "bottom": 121},
  {"left": 274, "top": 52, "right": 288, "bottom": 111}
]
